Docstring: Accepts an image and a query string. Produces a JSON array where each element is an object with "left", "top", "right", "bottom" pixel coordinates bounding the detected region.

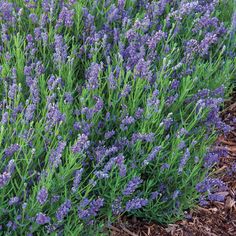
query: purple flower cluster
[
  {"left": 0, "top": 160, "right": 15, "bottom": 188},
  {"left": 37, "top": 187, "right": 48, "bottom": 205},
  {"left": 196, "top": 177, "right": 227, "bottom": 194},
  {"left": 0, "top": 171, "right": 11, "bottom": 188},
  {"left": 56, "top": 200, "right": 71, "bottom": 222},
  {"left": 56, "top": 6, "right": 74, "bottom": 29},
  {"left": 54, "top": 35, "right": 68, "bottom": 64},
  {"left": 36, "top": 213, "right": 50, "bottom": 225},
  {"left": 178, "top": 148, "right": 191, "bottom": 173},
  {"left": 46, "top": 103, "right": 66, "bottom": 130},
  {"left": 8, "top": 196, "right": 20, "bottom": 206},
  {"left": 123, "top": 177, "right": 143, "bottom": 196},
  {"left": 78, "top": 198, "right": 104, "bottom": 221},
  {"left": 86, "top": 63, "right": 101, "bottom": 90},
  {"left": 204, "top": 148, "right": 227, "bottom": 168},
  {"left": 72, "top": 168, "right": 84, "bottom": 193},
  {"left": 125, "top": 197, "right": 148, "bottom": 211},
  {"left": 49, "top": 141, "right": 67, "bottom": 168},
  {"left": 4, "top": 144, "right": 20, "bottom": 157},
  {"left": 142, "top": 146, "right": 162, "bottom": 166},
  {"left": 131, "top": 133, "right": 155, "bottom": 144},
  {"left": 95, "top": 154, "right": 126, "bottom": 179},
  {"left": 120, "top": 116, "right": 135, "bottom": 131},
  {"left": 71, "top": 134, "right": 90, "bottom": 154}
]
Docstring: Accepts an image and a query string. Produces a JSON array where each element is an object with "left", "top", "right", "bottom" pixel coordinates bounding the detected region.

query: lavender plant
[{"left": 0, "top": 0, "right": 235, "bottom": 235}]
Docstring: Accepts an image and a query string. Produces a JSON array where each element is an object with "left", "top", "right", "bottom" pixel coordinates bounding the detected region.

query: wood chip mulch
[{"left": 110, "top": 94, "right": 236, "bottom": 236}]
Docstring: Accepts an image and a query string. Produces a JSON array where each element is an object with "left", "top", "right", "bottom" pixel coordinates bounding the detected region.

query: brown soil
[{"left": 110, "top": 94, "right": 236, "bottom": 236}]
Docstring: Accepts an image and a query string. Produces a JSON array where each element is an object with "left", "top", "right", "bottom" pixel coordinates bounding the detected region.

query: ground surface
[{"left": 111, "top": 93, "right": 236, "bottom": 236}]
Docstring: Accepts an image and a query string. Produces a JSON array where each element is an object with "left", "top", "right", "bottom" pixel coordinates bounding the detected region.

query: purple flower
[
  {"left": 56, "top": 6, "right": 74, "bottom": 28},
  {"left": 193, "top": 13, "right": 219, "bottom": 33},
  {"left": 95, "top": 154, "right": 126, "bottom": 178},
  {"left": 199, "top": 32, "right": 218, "bottom": 56},
  {"left": 120, "top": 116, "right": 135, "bottom": 131},
  {"left": 107, "top": 4, "right": 120, "bottom": 23},
  {"left": 170, "top": 80, "right": 180, "bottom": 90},
  {"left": 0, "top": 172, "right": 11, "bottom": 188},
  {"left": 162, "top": 117, "right": 173, "bottom": 130},
  {"left": 36, "top": 213, "right": 50, "bottom": 225},
  {"left": 123, "top": 177, "right": 143, "bottom": 196},
  {"left": 178, "top": 148, "right": 190, "bottom": 173},
  {"left": 34, "top": 27, "right": 41, "bottom": 41},
  {"left": 56, "top": 200, "right": 71, "bottom": 221},
  {"left": 73, "top": 121, "right": 92, "bottom": 136},
  {"left": 46, "top": 103, "right": 65, "bottom": 130},
  {"left": 28, "top": 79, "right": 40, "bottom": 104},
  {"left": 208, "top": 193, "right": 226, "bottom": 202},
  {"left": 64, "top": 92, "right": 73, "bottom": 104},
  {"left": 105, "top": 130, "right": 116, "bottom": 139},
  {"left": 173, "top": 190, "right": 181, "bottom": 200},
  {"left": 86, "top": 63, "right": 101, "bottom": 90},
  {"left": 51, "top": 195, "right": 60, "bottom": 203},
  {"left": 29, "top": 13, "right": 38, "bottom": 23},
  {"left": 12, "top": 104, "right": 24, "bottom": 121},
  {"left": 131, "top": 133, "right": 155, "bottom": 144},
  {"left": 147, "top": 89, "right": 160, "bottom": 109},
  {"left": 143, "top": 146, "right": 162, "bottom": 166},
  {"left": 0, "top": 1, "right": 14, "bottom": 22},
  {"left": 161, "top": 163, "right": 170, "bottom": 171},
  {"left": 204, "top": 149, "right": 226, "bottom": 168},
  {"left": 24, "top": 104, "right": 36, "bottom": 122},
  {"left": 41, "top": 32, "right": 48, "bottom": 44},
  {"left": 135, "top": 108, "right": 144, "bottom": 119},
  {"left": 112, "top": 197, "right": 123, "bottom": 215},
  {"left": 120, "top": 84, "right": 132, "bottom": 97},
  {"left": 178, "top": 141, "right": 186, "bottom": 150},
  {"left": 9, "top": 196, "right": 20, "bottom": 205},
  {"left": 71, "top": 134, "right": 90, "bottom": 154},
  {"left": 6, "top": 221, "right": 17, "bottom": 230},
  {"left": 134, "top": 58, "right": 151, "bottom": 80},
  {"left": 150, "top": 191, "right": 160, "bottom": 200},
  {"left": 54, "top": 35, "right": 67, "bottom": 64},
  {"left": 88, "top": 198, "right": 104, "bottom": 217},
  {"left": 6, "top": 159, "right": 15, "bottom": 174},
  {"left": 125, "top": 197, "right": 148, "bottom": 211},
  {"left": 47, "top": 75, "right": 62, "bottom": 91},
  {"left": 93, "top": 96, "right": 104, "bottom": 112},
  {"left": 49, "top": 141, "right": 67, "bottom": 168},
  {"left": 1, "top": 112, "right": 8, "bottom": 124},
  {"left": 108, "top": 72, "right": 117, "bottom": 89},
  {"left": 8, "top": 83, "right": 18, "bottom": 100},
  {"left": 147, "top": 30, "right": 165, "bottom": 49},
  {"left": 37, "top": 187, "right": 48, "bottom": 205},
  {"left": 78, "top": 198, "right": 104, "bottom": 220},
  {"left": 196, "top": 177, "right": 227, "bottom": 194},
  {"left": 72, "top": 168, "right": 84, "bottom": 193},
  {"left": 4, "top": 144, "right": 20, "bottom": 157}
]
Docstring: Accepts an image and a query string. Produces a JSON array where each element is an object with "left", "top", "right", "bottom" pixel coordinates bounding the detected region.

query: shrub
[{"left": 0, "top": 0, "right": 235, "bottom": 235}]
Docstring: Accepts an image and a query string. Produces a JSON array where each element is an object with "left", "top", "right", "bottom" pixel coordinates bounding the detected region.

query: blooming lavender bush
[{"left": 0, "top": 0, "right": 235, "bottom": 235}]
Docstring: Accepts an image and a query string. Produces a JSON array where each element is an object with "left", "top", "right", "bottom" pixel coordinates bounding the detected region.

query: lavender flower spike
[
  {"left": 71, "top": 134, "right": 90, "bottom": 154},
  {"left": 56, "top": 200, "right": 71, "bottom": 221},
  {"left": 49, "top": 141, "right": 67, "bottom": 168},
  {"left": 36, "top": 213, "right": 50, "bottom": 225},
  {"left": 72, "top": 168, "right": 84, "bottom": 193},
  {"left": 123, "top": 177, "right": 143, "bottom": 196},
  {"left": 37, "top": 187, "right": 48, "bottom": 205},
  {"left": 125, "top": 197, "right": 148, "bottom": 211}
]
